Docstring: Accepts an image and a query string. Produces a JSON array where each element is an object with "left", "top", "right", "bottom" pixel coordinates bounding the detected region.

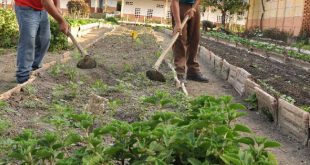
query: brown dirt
[
  {"left": 1, "top": 26, "right": 309, "bottom": 164},
  {"left": 0, "top": 28, "right": 110, "bottom": 94},
  {"left": 201, "top": 38, "right": 310, "bottom": 108}
]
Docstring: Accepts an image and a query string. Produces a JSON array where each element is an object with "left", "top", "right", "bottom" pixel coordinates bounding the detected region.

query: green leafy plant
[
  {"left": 105, "top": 17, "right": 119, "bottom": 25},
  {"left": 91, "top": 80, "right": 109, "bottom": 96},
  {"left": 49, "top": 63, "right": 65, "bottom": 77},
  {"left": 0, "top": 9, "right": 18, "bottom": 48},
  {"left": 49, "top": 19, "right": 70, "bottom": 51},
  {"left": 5, "top": 94, "right": 280, "bottom": 164},
  {"left": 244, "top": 94, "right": 258, "bottom": 110}
]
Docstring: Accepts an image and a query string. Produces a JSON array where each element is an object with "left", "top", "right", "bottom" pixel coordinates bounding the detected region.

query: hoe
[
  {"left": 68, "top": 32, "right": 97, "bottom": 69},
  {"left": 146, "top": 15, "right": 189, "bottom": 82}
]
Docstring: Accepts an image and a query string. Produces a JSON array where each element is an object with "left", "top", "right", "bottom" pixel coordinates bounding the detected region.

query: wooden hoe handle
[
  {"left": 153, "top": 15, "right": 190, "bottom": 70},
  {"left": 68, "top": 32, "right": 88, "bottom": 56}
]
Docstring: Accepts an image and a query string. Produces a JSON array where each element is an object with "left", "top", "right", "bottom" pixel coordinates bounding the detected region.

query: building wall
[
  {"left": 301, "top": 0, "right": 310, "bottom": 35},
  {"left": 247, "top": 0, "right": 305, "bottom": 36},
  {"left": 0, "top": 0, "right": 13, "bottom": 8},
  {"left": 121, "top": 0, "right": 171, "bottom": 23},
  {"left": 201, "top": 6, "right": 247, "bottom": 26}
]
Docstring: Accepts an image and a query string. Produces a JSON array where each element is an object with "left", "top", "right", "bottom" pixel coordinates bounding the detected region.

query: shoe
[
  {"left": 187, "top": 73, "right": 209, "bottom": 83},
  {"left": 16, "top": 76, "right": 29, "bottom": 84}
]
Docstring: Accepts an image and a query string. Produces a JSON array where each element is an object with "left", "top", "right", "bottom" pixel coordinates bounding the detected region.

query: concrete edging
[
  {"left": 278, "top": 99, "right": 310, "bottom": 145},
  {"left": 199, "top": 45, "right": 310, "bottom": 145},
  {"left": 203, "top": 36, "right": 310, "bottom": 72}
]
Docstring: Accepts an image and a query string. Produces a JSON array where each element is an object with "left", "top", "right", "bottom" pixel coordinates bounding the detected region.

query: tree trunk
[
  {"left": 260, "top": 0, "right": 265, "bottom": 31},
  {"left": 221, "top": 10, "right": 226, "bottom": 27}
]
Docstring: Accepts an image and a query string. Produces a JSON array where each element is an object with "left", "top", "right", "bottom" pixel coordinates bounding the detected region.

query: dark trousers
[{"left": 172, "top": 3, "right": 201, "bottom": 76}]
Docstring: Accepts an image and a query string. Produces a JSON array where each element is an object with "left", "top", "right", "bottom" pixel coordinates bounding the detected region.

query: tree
[{"left": 202, "top": 0, "right": 249, "bottom": 26}]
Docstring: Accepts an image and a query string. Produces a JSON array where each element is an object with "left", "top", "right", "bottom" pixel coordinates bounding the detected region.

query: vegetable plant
[{"left": 3, "top": 94, "right": 280, "bottom": 164}]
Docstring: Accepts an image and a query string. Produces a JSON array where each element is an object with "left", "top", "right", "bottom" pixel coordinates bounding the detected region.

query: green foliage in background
[
  {"left": 0, "top": 9, "right": 19, "bottom": 48},
  {"left": 49, "top": 19, "right": 70, "bottom": 52}
]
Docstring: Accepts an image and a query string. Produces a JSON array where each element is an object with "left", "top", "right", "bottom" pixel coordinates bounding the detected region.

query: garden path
[{"left": 154, "top": 31, "right": 310, "bottom": 165}]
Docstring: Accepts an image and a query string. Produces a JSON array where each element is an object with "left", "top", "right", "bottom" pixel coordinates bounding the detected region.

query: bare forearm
[
  {"left": 41, "top": 0, "right": 64, "bottom": 24},
  {"left": 193, "top": 0, "right": 201, "bottom": 9},
  {"left": 53, "top": 0, "right": 59, "bottom": 8},
  {"left": 171, "top": 0, "right": 181, "bottom": 24}
]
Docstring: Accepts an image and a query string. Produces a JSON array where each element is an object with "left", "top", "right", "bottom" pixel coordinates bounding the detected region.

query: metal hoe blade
[{"left": 146, "top": 69, "right": 166, "bottom": 82}]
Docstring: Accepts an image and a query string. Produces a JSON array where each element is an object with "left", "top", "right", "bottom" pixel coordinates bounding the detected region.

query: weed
[
  {"left": 123, "top": 63, "right": 134, "bottom": 73},
  {"left": 91, "top": 80, "right": 109, "bottom": 96},
  {"left": 21, "top": 99, "right": 46, "bottom": 109},
  {"left": 244, "top": 94, "right": 258, "bottom": 110},
  {"left": 0, "top": 119, "right": 10, "bottom": 135},
  {"left": 280, "top": 95, "right": 296, "bottom": 104},
  {"left": 64, "top": 67, "right": 78, "bottom": 81},
  {"left": 23, "top": 84, "right": 37, "bottom": 96},
  {"left": 49, "top": 63, "right": 64, "bottom": 77},
  {"left": 301, "top": 106, "right": 310, "bottom": 113},
  {"left": 0, "top": 101, "right": 7, "bottom": 110},
  {"left": 106, "top": 99, "right": 122, "bottom": 113},
  {"left": 52, "top": 82, "right": 80, "bottom": 101},
  {"left": 261, "top": 107, "right": 274, "bottom": 122},
  {"left": 154, "top": 50, "right": 161, "bottom": 58}
]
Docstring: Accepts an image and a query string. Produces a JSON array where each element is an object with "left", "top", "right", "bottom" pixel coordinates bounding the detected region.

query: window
[
  {"left": 135, "top": 8, "right": 141, "bottom": 18},
  {"left": 147, "top": 9, "right": 153, "bottom": 19},
  {"left": 238, "top": 11, "right": 244, "bottom": 16},
  {"left": 166, "top": 10, "right": 171, "bottom": 19},
  {"left": 125, "top": 1, "right": 133, "bottom": 5},
  {"left": 217, "top": 16, "right": 222, "bottom": 23},
  {"left": 156, "top": 4, "right": 164, "bottom": 8}
]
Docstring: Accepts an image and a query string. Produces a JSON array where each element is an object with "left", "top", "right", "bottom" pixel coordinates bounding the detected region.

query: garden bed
[
  {"left": 201, "top": 37, "right": 310, "bottom": 110},
  {"left": 0, "top": 26, "right": 281, "bottom": 164}
]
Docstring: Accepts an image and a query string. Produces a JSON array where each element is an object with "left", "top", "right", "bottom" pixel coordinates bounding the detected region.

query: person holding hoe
[
  {"left": 171, "top": 0, "right": 209, "bottom": 83},
  {"left": 14, "top": 0, "right": 69, "bottom": 83}
]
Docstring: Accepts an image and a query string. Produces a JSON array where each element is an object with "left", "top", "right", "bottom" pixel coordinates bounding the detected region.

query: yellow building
[{"left": 247, "top": 0, "right": 309, "bottom": 36}]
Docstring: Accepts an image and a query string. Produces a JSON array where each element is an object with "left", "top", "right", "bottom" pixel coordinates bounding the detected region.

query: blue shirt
[{"left": 179, "top": 0, "right": 195, "bottom": 4}]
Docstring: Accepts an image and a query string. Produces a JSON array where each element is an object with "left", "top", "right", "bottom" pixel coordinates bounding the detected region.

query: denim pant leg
[
  {"left": 15, "top": 6, "right": 40, "bottom": 83},
  {"left": 33, "top": 11, "right": 51, "bottom": 69}
]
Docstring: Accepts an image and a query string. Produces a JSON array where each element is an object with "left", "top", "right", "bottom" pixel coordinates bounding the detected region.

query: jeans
[{"left": 15, "top": 6, "right": 51, "bottom": 83}]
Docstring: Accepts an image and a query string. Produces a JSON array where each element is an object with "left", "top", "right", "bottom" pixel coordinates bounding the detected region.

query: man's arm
[
  {"left": 171, "top": 0, "right": 182, "bottom": 35},
  {"left": 52, "top": 0, "right": 59, "bottom": 8},
  {"left": 41, "top": 0, "right": 69, "bottom": 34},
  {"left": 192, "top": 0, "right": 201, "bottom": 10},
  {"left": 185, "top": 0, "right": 201, "bottom": 18}
]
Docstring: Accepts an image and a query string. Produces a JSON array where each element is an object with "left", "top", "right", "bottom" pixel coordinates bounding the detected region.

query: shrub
[
  {"left": 242, "top": 26, "right": 262, "bottom": 38},
  {"left": 105, "top": 17, "right": 119, "bottom": 25},
  {"left": 49, "top": 19, "right": 70, "bottom": 51},
  {"left": 202, "top": 20, "right": 216, "bottom": 31},
  {"left": 0, "top": 9, "right": 19, "bottom": 48},
  {"left": 67, "top": 0, "right": 90, "bottom": 18},
  {"left": 263, "top": 28, "right": 289, "bottom": 42}
]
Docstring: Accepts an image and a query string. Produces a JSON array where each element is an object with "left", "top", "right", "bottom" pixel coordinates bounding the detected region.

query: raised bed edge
[{"left": 199, "top": 45, "right": 310, "bottom": 146}]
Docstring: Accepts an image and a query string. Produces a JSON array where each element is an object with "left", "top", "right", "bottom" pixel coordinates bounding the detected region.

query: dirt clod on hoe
[{"left": 68, "top": 32, "right": 97, "bottom": 69}]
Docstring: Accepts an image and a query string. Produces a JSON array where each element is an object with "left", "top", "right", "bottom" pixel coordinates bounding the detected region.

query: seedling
[
  {"left": 49, "top": 62, "right": 64, "bottom": 77},
  {"left": 23, "top": 84, "right": 37, "bottom": 96},
  {"left": 64, "top": 67, "right": 78, "bottom": 81},
  {"left": 123, "top": 63, "right": 134, "bottom": 73},
  {"left": 0, "top": 119, "right": 10, "bottom": 135},
  {"left": 0, "top": 101, "right": 7, "bottom": 109},
  {"left": 91, "top": 80, "right": 109, "bottom": 96},
  {"left": 244, "top": 94, "right": 258, "bottom": 110}
]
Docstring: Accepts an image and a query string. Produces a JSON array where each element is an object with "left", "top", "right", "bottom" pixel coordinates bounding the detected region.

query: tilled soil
[
  {"left": 0, "top": 26, "right": 177, "bottom": 159},
  {"left": 201, "top": 38, "right": 310, "bottom": 107},
  {"left": 0, "top": 28, "right": 110, "bottom": 94}
]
